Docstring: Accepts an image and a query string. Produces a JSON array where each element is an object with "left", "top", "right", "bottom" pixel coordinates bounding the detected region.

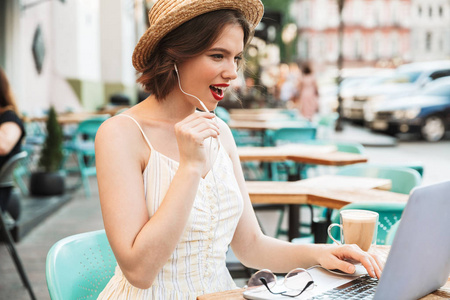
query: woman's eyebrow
[{"left": 207, "top": 47, "right": 243, "bottom": 56}]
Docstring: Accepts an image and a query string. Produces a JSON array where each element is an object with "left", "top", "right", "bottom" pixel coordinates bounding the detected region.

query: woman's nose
[{"left": 223, "top": 61, "right": 238, "bottom": 80}]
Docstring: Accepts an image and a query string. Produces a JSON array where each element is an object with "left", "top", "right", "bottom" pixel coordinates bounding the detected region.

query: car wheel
[{"left": 421, "top": 116, "right": 445, "bottom": 142}]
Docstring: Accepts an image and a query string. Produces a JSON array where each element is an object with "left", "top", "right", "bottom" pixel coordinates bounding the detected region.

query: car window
[
  {"left": 423, "top": 83, "right": 450, "bottom": 97},
  {"left": 429, "top": 70, "right": 450, "bottom": 81}
]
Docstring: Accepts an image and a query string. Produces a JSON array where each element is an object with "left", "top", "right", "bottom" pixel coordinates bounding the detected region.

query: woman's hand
[
  {"left": 317, "top": 244, "right": 383, "bottom": 279},
  {"left": 174, "top": 111, "right": 220, "bottom": 169}
]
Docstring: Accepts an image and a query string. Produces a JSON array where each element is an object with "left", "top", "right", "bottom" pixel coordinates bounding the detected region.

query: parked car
[
  {"left": 344, "top": 61, "right": 450, "bottom": 122},
  {"left": 368, "top": 77, "right": 450, "bottom": 142}
]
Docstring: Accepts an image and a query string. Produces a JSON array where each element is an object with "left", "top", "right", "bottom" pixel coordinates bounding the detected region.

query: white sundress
[{"left": 97, "top": 114, "right": 244, "bottom": 299}]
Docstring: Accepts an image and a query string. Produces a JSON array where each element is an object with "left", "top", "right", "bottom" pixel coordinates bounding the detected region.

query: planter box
[{"left": 29, "top": 171, "right": 65, "bottom": 196}]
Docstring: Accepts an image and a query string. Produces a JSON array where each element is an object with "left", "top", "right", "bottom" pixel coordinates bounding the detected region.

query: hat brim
[{"left": 132, "top": 0, "right": 264, "bottom": 72}]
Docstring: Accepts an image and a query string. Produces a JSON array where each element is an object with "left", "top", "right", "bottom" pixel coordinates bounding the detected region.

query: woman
[
  {"left": 296, "top": 62, "right": 319, "bottom": 121},
  {"left": 95, "top": 0, "right": 382, "bottom": 298},
  {"left": 0, "top": 68, "right": 25, "bottom": 211}
]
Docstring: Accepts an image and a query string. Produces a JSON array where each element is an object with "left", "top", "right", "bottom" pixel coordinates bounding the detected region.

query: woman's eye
[
  {"left": 234, "top": 56, "right": 243, "bottom": 62},
  {"left": 211, "top": 54, "right": 223, "bottom": 59}
]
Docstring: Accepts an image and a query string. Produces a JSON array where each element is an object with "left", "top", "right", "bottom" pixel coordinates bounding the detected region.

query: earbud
[{"left": 173, "top": 63, "right": 210, "bottom": 112}]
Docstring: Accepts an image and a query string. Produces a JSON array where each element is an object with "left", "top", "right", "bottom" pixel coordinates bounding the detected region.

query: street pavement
[{"left": 1, "top": 123, "right": 449, "bottom": 300}]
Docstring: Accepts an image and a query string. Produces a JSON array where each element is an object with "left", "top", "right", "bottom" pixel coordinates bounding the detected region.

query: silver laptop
[
  {"left": 373, "top": 180, "right": 450, "bottom": 299},
  {"left": 243, "top": 180, "right": 450, "bottom": 300}
]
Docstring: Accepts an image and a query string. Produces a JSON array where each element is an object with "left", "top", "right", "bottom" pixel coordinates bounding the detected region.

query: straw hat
[{"left": 132, "top": 0, "right": 264, "bottom": 72}]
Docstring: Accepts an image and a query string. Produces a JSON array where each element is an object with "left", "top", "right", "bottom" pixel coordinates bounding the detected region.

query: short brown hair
[{"left": 137, "top": 9, "right": 251, "bottom": 101}]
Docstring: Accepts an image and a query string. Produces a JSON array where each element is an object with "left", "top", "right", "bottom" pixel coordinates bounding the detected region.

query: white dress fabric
[{"left": 98, "top": 114, "right": 244, "bottom": 299}]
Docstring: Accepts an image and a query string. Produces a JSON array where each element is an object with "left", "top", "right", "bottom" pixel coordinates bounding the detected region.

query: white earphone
[{"left": 174, "top": 63, "right": 210, "bottom": 112}]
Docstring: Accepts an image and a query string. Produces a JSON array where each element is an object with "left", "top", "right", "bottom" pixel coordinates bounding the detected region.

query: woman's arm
[
  {"left": 0, "top": 122, "right": 22, "bottom": 155},
  {"left": 219, "top": 121, "right": 382, "bottom": 279},
  {"left": 95, "top": 112, "right": 219, "bottom": 289}
]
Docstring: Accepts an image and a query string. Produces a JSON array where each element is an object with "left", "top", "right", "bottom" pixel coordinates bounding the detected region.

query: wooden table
[
  {"left": 245, "top": 176, "right": 407, "bottom": 241},
  {"left": 197, "top": 245, "right": 450, "bottom": 300},
  {"left": 238, "top": 145, "right": 368, "bottom": 166},
  {"left": 239, "top": 146, "right": 369, "bottom": 241},
  {"left": 25, "top": 112, "right": 110, "bottom": 125},
  {"left": 229, "top": 120, "right": 310, "bottom": 131}
]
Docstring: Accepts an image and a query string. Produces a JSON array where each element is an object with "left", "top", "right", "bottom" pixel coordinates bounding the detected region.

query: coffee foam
[{"left": 342, "top": 211, "right": 377, "bottom": 221}]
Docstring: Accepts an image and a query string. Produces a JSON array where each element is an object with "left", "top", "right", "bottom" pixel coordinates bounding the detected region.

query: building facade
[
  {"left": 293, "top": 0, "right": 419, "bottom": 72},
  {"left": 410, "top": 0, "right": 450, "bottom": 62},
  {"left": 0, "top": 0, "right": 145, "bottom": 115}
]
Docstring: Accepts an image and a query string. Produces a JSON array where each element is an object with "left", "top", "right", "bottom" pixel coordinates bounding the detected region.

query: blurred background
[{"left": 1, "top": 0, "right": 450, "bottom": 140}]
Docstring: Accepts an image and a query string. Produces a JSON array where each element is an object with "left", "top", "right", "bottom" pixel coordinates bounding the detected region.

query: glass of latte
[{"left": 327, "top": 210, "right": 378, "bottom": 251}]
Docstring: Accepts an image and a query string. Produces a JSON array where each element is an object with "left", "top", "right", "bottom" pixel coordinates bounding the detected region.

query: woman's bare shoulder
[{"left": 95, "top": 114, "right": 149, "bottom": 158}]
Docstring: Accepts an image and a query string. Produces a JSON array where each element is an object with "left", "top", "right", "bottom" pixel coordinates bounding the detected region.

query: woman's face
[{"left": 176, "top": 23, "right": 244, "bottom": 111}]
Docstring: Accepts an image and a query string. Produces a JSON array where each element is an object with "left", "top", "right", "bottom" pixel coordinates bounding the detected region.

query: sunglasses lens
[
  {"left": 247, "top": 270, "right": 276, "bottom": 291},
  {"left": 284, "top": 268, "right": 314, "bottom": 291}
]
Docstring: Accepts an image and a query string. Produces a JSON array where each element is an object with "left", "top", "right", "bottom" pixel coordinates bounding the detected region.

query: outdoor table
[
  {"left": 239, "top": 145, "right": 369, "bottom": 241},
  {"left": 245, "top": 176, "right": 404, "bottom": 241},
  {"left": 25, "top": 112, "right": 108, "bottom": 125},
  {"left": 229, "top": 108, "right": 289, "bottom": 115},
  {"left": 229, "top": 120, "right": 310, "bottom": 131},
  {"left": 197, "top": 245, "right": 450, "bottom": 300},
  {"left": 238, "top": 144, "right": 368, "bottom": 166}
]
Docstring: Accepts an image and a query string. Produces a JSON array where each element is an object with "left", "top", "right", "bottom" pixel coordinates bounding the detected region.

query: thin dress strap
[{"left": 117, "top": 114, "right": 153, "bottom": 150}]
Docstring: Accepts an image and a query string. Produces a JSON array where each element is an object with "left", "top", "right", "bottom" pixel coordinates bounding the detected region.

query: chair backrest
[
  {"left": 304, "top": 140, "right": 366, "bottom": 154},
  {"left": 0, "top": 151, "right": 28, "bottom": 188},
  {"left": 385, "top": 219, "right": 401, "bottom": 245},
  {"left": 328, "top": 202, "right": 406, "bottom": 246},
  {"left": 270, "top": 127, "right": 317, "bottom": 146},
  {"left": 336, "top": 164, "right": 422, "bottom": 194},
  {"left": 317, "top": 112, "right": 339, "bottom": 127},
  {"left": 335, "top": 142, "right": 366, "bottom": 154},
  {"left": 215, "top": 106, "right": 230, "bottom": 123},
  {"left": 75, "top": 115, "right": 110, "bottom": 141},
  {"left": 46, "top": 230, "right": 117, "bottom": 300}
]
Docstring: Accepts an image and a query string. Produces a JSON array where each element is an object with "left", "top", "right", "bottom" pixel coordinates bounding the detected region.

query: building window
[
  {"left": 429, "top": 6, "right": 433, "bottom": 18},
  {"left": 418, "top": 5, "right": 422, "bottom": 16},
  {"left": 439, "top": 6, "right": 443, "bottom": 17},
  {"left": 426, "top": 32, "right": 432, "bottom": 52}
]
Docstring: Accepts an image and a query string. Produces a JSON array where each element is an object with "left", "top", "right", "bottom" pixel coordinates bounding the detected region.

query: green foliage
[{"left": 39, "top": 106, "right": 63, "bottom": 172}]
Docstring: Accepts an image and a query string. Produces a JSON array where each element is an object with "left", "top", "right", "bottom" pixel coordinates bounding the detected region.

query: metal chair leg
[{"left": 0, "top": 212, "right": 36, "bottom": 300}]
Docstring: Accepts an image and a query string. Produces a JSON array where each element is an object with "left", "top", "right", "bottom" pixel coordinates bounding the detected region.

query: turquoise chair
[
  {"left": 383, "top": 163, "right": 424, "bottom": 178},
  {"left": 0, "top": 151, "right": 36, "bottom": 300},
  {"left": 328, "top": 202, "right": 406, "bottom": 246},
  {"left": 327, "top": 165, "right": 421, "bottom": 245},
  {"left": 62, "top": 115, "right": 110, "bottom": 197},
  {"left": 268, "top": 126, "right": 317, "bottom": 181},
  {"left": 46, "top": 230, "right": 116, "bottom": 300},
  {"left": 336, "top": 164, "right": 422, "bottom": 194},
  {"left": 385, "top": 219, "right": 401, "bottom": 245},
  {"left": 214, "top": 106, "right": 231, "bottom": 123}
]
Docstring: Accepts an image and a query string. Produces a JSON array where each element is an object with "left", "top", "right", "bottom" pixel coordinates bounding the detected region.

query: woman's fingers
[
  {"left": 326, "top": 244, "right": 382, "bottom": 279},
  {"left": 341, "top": 245, "right": 381, "bottom": 279},
  {"left": 178, "top": 120, "right": 219, "bottom": 144},
  {"left": 176, "top": 114, "right": 219, "bottom": 140}
]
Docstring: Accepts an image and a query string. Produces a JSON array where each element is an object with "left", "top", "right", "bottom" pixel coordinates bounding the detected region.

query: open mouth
[{"left": 210, "top": 85, "right": 225, "bottom": 97}]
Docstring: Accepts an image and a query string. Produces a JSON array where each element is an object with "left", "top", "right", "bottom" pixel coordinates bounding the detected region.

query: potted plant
[{"left": 29, "top": 106, "right": 65, "bottom": 196}]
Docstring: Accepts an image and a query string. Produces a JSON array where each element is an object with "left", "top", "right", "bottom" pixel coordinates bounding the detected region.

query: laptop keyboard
[{"left": 310, "top": 275, "right": 378, "bottom": 299}]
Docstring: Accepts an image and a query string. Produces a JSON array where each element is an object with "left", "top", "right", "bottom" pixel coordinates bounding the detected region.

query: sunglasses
[{"left": 246, "top": 268, "right": 315, "bottom": 298}]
